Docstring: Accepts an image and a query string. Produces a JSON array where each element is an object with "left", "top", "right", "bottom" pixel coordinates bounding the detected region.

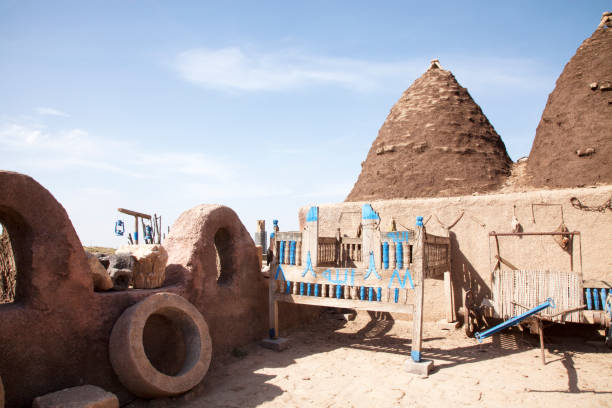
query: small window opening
[
  {"left": 0, "top": 223, "right": 16, "bottom": 304},
  {"left": 214, "top": 228, "right": 234, "bottom": 285}
]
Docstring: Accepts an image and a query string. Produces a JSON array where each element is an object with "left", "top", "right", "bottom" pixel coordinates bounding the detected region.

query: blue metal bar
[
  {"left": 377, "top": 287, "right": 382, "bottom": 301},
  {"left": 382, "top": 242, "right": 389, "bottom": 269},
  {"left": 394, "top": 288, "right": 399, "bottom": 303},
  {"left": 594, "top": 289, "right": 601, "bottom": 310},
  {"left": 286, "top": 281, "right": 291, "bottom": 294},
  {"left": 360, "top": 286, "right": 365, "bottom": 300},
  {"left": 279, "top": 241, "right": 285, "bottom": 264},
  {"left": 368, "top": 287, "right": 373, "bottom": 302},
  {"left": 585, "top": 288, "right": 593, "bottom": 310},
  {"left": 307, "top": 283, "right": 311, "bottom": 296},
  {"left": 475, "top": 298, "right": 555, "bottom": 343},
  {"left": 300, "top": 282, "right": 304, "bottom": 295},
  {"left": 314, "top": 284, "right": 319, "bottom": 297},
  {"left": 600, "top": 289, "right": 607, "bottom": 311},
  {"left": 336, "top": 285, "right": 341, "bottom": 299},
  {"left": 396, "top": 243, "right": 403, "bottom": 269}
]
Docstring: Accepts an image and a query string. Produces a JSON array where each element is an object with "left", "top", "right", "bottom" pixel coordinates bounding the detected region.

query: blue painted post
[
  {"left": 382, "top": 242, "right": 389, "bottom": 269},
  {"left": 279, "top": 241, "right": 285, "bottom": 264},
  {"left": 600, "top": 289, "right": 607, "bottom": 311},
  {"left": 286, "top": 281, "right": 291, "bottom": 294},
  {"left": 314, "top": 284, "right": 319, "bottom": 297},
  {"left": 377, "top": 287, "right": 382, "bottom": 301},
  {"left": 336, "top": 285, "right": 341, "bottom": 299},
  {"left": 307, "top": 283, "right": 312, "bottom": 296},
  {"left": 360, "top": 286, "right": 365, "bottom": 300},
  {"left": 586, "top": 288, "right": 593, "bottom": 310},
  {"left": 300, "top": 282, "right": 304, "bottom": 295},
  {"left": 368, "top": 287, "right": 373, "bottom": 302},
  {"left": 396, "top": 243, "right": 403, "bottom": 270},
  {"left": 594, "top": 288, "right": 601, "bottom": 310},
  {"left": 394, "top": 288, "right": 399, "bottom": 303}
]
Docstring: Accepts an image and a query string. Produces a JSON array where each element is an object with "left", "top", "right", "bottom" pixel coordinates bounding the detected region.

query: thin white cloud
[
  {"left": 174, "top": 47, "right": 422, "bottom": 92},
  {"left": 173, "top": 47, "right": 555, "bottom": 94},
  {"left": 36, "top": 107, "right": 70, "bottom": 117},
  {"left": 0, "top": 119, "right": 235, "bottom": 182}
]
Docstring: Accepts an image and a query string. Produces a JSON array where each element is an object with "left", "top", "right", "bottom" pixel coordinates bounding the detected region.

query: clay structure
[
  {"left": 347, "top": 60, "right": 512, "bottom": 201},
  {"left": 528, "top": 12, "right": 612, "bottom": 188},
  {"left": 0, "top": 171, "right": 267, "bottom": 407}
]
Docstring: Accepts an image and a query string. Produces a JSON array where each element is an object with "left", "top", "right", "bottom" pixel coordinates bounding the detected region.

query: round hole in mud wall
[
  {"left": 0, "top": 223, "right": 17, "bottom": 304},
  {"left": 143, "top": 313, "right": 187, "bottom": 376},
  {"left": 214, "top": 228, "right": 234, "bottom": 285}
]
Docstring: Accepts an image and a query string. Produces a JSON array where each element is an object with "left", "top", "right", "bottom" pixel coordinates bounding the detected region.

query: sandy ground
[{"left": 128, "top": 311, "right": 612, "bottom": 408}]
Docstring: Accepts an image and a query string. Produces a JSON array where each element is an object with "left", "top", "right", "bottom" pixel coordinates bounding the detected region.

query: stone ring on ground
[{"left": 109, "top": 292, "right": 212, "bottom": 398}]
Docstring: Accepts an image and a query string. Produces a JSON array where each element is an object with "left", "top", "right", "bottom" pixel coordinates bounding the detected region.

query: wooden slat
[
  {"left": 117, "top": 208, "right": 152, "bottom": 219},
  {"left": 341, "top": 237, "right": 362, "bottom": 245},
  {"left": 274, "top": 264, "right": 418, "bottom": 289},
  {"left": 276, "top": 231, "right": 302, "bottom": 241},
  {"left": 276, "top": 293, "right": 414, "bottom": 314}
]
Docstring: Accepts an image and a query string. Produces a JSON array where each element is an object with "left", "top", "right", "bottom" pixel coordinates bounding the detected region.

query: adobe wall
[
  {"left": 300, "top": 186, "right": 612, "bottom": 321},
  {"left": 0, "top": 171, "right": 285, "bottom": 407}
]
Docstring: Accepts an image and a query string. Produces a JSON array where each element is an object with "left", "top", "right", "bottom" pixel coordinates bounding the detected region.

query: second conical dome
[{"left": 346, "top": 60, "right": 512, "bottom": 201}]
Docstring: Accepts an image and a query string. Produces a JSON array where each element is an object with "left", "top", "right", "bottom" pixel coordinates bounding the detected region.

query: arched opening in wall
[
  {"left": 0, "top": 223, "right": 16, "bottom": 304},
  {"left": 214, "top": 228, "right": 234, "bottom": 285}
]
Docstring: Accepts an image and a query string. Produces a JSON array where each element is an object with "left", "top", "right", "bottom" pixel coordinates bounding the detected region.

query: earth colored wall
[
  {"left": 300, "top": 186, "right": 612, "bottom": 321},
  {"left": 0, "top": 171, "right": 287, "bottom": 407}
]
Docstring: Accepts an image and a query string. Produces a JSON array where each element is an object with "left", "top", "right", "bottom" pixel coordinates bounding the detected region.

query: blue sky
[{"left": 0, "top": 1, "right": 608, "bottom": 247}]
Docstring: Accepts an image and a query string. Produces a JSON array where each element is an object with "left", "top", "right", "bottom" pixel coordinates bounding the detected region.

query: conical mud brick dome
[
  {"left": 346, "top": 60, "right": 512, "bottom": 201},
  {"left": 527, "top": 12, "right": 612, "bottom": 188}
]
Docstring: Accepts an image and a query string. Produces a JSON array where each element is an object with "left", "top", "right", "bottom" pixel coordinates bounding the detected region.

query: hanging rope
[{"left": 570, "top": 195, "right": 612, "bottom": 213}]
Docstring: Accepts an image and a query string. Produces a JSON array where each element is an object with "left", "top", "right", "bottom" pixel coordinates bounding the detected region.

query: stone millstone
[
  {"left": 115, "top": 244, "right": 168, "bottom": 289},
  {"left": 32, "top": 385, "right": 118, "bottom": 408},
  {"left": 527, "top": 13, "right": 612, "bottom": 188},
  {"left": 346, "top": 60, "right": 512, "bottom": 201}
]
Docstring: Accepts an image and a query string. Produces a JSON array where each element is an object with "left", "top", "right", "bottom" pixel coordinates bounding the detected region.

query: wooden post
[
  {"left": 118, "top": 208, "right": 152, "bottom": 245},
  {"left": 268, "top": 262, "right": 277, "bottom": 339},
  {"left": 361, "top": 204, "right": 381, "bottom": 269},
  {"left": 411, "top": 216, "right": 425, "bottom": 362},
  {"left": 444, "top": 271, "right": 456, "bottom": 322},
  {"left": 303, "top": 206, "right": 319, "bottom": 266},
  {"left": 538, "top": 317, "right": 545, "bottom": 365},
  {"left": 134, "top": 216, "right": 139, "bottom": 244}
]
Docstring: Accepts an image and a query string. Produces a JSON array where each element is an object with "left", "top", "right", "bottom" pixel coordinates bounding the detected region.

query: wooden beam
[
  {"left": 117, "top": 208, "right": 152, "bottom": 220},
  {"left": 275, "top": 293, "right": 414, "bottom": 314},
  {"left": 495, "top": 255, "right": 519, "bottom": 271}
]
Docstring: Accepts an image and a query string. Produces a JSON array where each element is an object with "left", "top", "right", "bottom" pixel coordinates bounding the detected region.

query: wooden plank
[
  {"left": 276, "top": 231, "right": 302, "bottom": 242},
  {"left": 118, "top": 208, "right": 152, "bottom": 219},
  {"left": 341, "top": 237, "right": 362, "bottom": 245},
  {"left": 274, "top": 264, "right": 419, "bottom": 289},
  {"left": 583, "top": 280, "right": 612, "bottom": 289},
  {"left": 318, "top": 237, "right": 337, "bottom": 244},
  {"left": 275, "top": 293, "right": 414, "bottom": 314}
]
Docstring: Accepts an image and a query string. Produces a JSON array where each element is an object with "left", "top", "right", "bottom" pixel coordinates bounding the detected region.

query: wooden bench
[{"left": 267, "top": 204, "right": 451, "bottom": 368}]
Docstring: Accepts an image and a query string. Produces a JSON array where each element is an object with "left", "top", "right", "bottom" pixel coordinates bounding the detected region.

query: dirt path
[{"left": 128, "top": 312, "right": 612, "bottom": 407}]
